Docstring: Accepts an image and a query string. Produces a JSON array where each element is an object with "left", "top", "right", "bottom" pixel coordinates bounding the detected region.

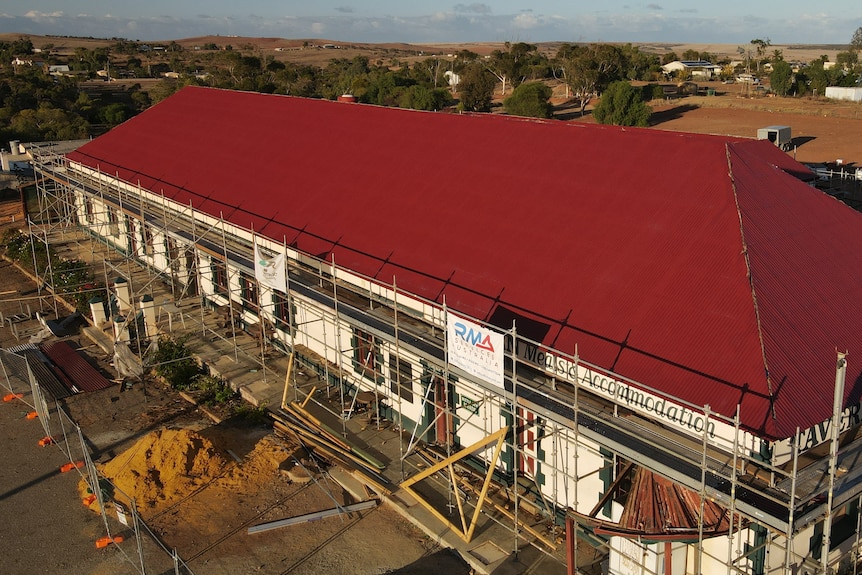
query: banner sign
[
  {"left": 447, "top": 314, "right": 504, "bottom": 389},
  {"left": 254, "top": 242, "right": 286, "bottom": 293}
]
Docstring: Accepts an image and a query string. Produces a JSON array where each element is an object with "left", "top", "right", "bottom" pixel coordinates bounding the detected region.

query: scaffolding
[{"left": 21, "top": 142, "right": 862, "bottom": 575}]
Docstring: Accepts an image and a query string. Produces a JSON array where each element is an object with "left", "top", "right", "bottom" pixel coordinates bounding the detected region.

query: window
[
  {"left": 353, "top": 328, "right": 381, "bottom": 383},
  {"left": 388, "top": 354, "right": 413, "bottom": 403},
  {"left": 240, "top": 272, "right": 259, "bottom": 313},
  {"left": 211, "top": 258, "right": 228, "bottom": 295},
  {"left": 273, "top": 291, "right": 293, "bottom": 331},
  {"left": 143, "top": 224, "right": 154, "bottom": 256},
  {"left": 84, "top": 197, "right": 94, "bottom": 224},
  {"left": 127, "top": 217, "right": 138, "bottom": 255},
  {"left": 107, "top": 207, "right": 119, "bottom": 236}
]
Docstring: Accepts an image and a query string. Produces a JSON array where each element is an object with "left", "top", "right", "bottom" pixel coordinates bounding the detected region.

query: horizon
[{"left": 1, "top": 3, "right": 860, "bottom": 46}]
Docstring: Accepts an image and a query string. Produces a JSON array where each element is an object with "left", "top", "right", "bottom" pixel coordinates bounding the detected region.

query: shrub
[
  {"left": 1, "top": 230, "right": 99, "bottom": 312},
  {"left": 594, "top": 81, "right": 652, "bottom": 127},
  {"left": 503, "top": 82, "right": 554, "bottom": 118},
  {"left": 150, "top": 335, "right": 201, "bottom": 389},
  {"left": 188, "top": 373, "right": 237, "bottom": 405}
]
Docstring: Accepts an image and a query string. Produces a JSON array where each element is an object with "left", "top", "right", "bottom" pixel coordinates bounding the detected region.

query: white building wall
[{"left": 825, "top": 86, "right": 862, "bottom": 102}]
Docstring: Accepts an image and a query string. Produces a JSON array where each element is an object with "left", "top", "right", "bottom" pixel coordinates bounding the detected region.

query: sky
[{"left": 1, "top": 2, "right": 860, "bottom": 45}]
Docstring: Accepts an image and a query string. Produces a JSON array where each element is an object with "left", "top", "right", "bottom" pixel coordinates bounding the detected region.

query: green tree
[
  {"left": 593, "top": 81, "right": 651, "bottom": 127},
  {"left": 458, "top": 63, "right": 496, "bottom": 112},
  {"left": 503, "top": 82, "right": 553, "bottom": 118},
  {"left": 806, "top": 57, "right": 831, "bottom": 95},
  {"left": 851, "top": 27, "right": 862, "bottom": 52},
  {"left": 681, "top": 49, "right": 700, "bottom": 61},
  {"left": 485, "top": 42, "right": 545, "bottom": 96},
  {"left": 556, "top": 43, "right": 626, "bottom": 116},
  {"left": 750, "top": 38, "right": 771, "bottom": 74},
  {"left": 621, "top": 44, "right": 661, "bottom": 81},
  {"left": 399, "top": 85, "right": 451, "bottom": 111},
  {"left": 769, "top": 60, "right": 793, "bottom": 96},
  {"left": 661, "top": 51, "right": 678, "bottom": 65}
]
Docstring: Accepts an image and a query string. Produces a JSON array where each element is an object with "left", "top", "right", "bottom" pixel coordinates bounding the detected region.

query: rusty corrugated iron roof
[
  {"left": 574, "top": 465, "right": 743, "bottom": 541},
  {"left": 40, "top": 341, "right": 113, "bottom": 393}
]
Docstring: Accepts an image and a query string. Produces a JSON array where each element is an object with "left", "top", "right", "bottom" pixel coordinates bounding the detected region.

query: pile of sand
[
  {"left": 218, "top": 434, "right": 294, "bottom": 489},
  {"left": 98, "top": 428, "right": 229, "bottom": 513},
  {"left": 85, "top": 427, "right": 299, "bottom": 518}
]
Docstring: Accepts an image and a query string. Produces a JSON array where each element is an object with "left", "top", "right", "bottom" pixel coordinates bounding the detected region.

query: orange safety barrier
[
  {"left": 3, "top": 393, "right": 23, "bottom": 402},
  {"left": 37, "top": 436, "right": 54, "bottom": 447},
  {"left": 95, "top": 535, "right": 124, "bottom": 549},
  {"left": 60, "top": 461, "right": 85, "bottom": 473},
  {"left": 25, "top": 411, "right": 38, "bottom": 419}
]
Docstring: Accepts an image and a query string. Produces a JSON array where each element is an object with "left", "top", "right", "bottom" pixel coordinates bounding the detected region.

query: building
[
  {"left": 28, "top": 86, "right": 862, "bottom": 574},
  {"left": 661, "top": 60, "right": 723, "bottom": 79},
  {"left": 825, "top": 86, "right": 862, "bottom": 102}
]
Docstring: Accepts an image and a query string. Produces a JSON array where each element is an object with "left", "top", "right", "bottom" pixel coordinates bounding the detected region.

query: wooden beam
[{"left": 400, "top": 426, "right": 508, "bottom": 543}]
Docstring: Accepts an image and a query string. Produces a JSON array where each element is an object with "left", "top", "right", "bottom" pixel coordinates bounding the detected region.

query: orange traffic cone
[
  {"left": 60, "top": 461, "right": 84, "bottom": 473},
  {"left": 82, "top": 494, "right": 97, "bottom": 506},
  {"left": 38, "top": 436, "right": 54, "bottom": 447},
  {"left": 25, "top": 411, "right": 38, "bottom": 419},
  {"left": 95, "top": 535, "right": 124, "bottom": 548},
  {"left": 3, "top": 393, "right": 23, "bottom": 402}
]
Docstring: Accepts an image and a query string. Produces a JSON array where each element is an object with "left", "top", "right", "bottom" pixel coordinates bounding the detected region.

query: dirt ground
[
  {"left": 0, "top": 221, "right": 470, "bottom": 575},
  {"left": 555, "top": 83, "right": 862, "bottom": 168},
  {"left": 646, "top": 93, "right": 862, "bottom": 166}
]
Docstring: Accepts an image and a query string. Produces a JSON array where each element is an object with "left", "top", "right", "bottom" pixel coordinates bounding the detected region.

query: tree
[
  {"left": 661, "top": 52, "right": 678, "bottom": 65},
  {"left": 769, "top": 60, "right": 793, "bottom": 96},
  {"left": 485, "top": 42, "right": 543, "bottom": 96},
  {"left": 806, "top": 57, "right": 831, "bottom": 96},
  {"left": 399, "top": 85, "right": 451, "bottom": 111},
  {"left": 681, "top": 49, "right": 700, "bottom": 61},
  {"left": 851, "top": 27, "right": 862, "bottom": 52},
  {"left": 621, "top": 44, "right": 661, "bottom": 81},
  {"left": 555, "top": 43, "right": 626, "bottom": 116},
  {"left": 750, "top": 38, "right": 771, "bottom": 74},
  {"left": 503, "top": 82, "right": 554, "bottom": 118},
  {"left": 593, "top": 81, "right": 651, "bottom": 127},
  {"left": 457, "top": 63, "right": 496, "bottom": 112}
]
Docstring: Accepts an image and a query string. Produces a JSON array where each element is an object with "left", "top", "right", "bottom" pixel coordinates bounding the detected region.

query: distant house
[
  {"left": 48, "top": 65, "right": 71, "bottom": 75},
  {"left": 661, "top": 60, "right": 722, "bottom": 79}
]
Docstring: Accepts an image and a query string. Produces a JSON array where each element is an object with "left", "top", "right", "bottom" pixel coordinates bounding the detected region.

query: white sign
[
  {"left": 254, "top": 242, "right": 286, "bottom": 293},
  {"left": 447, "top": 314, "right": 504, "bottom": 389}
]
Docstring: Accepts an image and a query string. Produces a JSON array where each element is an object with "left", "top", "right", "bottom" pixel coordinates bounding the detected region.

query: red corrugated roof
[
  {"left": 66, "top": 86, "right": 862, "bottom": 440},
  {"left": 41, "top": 341, "right": 114, "bottom": 393}
]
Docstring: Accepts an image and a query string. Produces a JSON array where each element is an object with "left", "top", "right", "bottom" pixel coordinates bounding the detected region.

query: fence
[{"left": 0, "top": 347, "right": 196, "bottom": 575}]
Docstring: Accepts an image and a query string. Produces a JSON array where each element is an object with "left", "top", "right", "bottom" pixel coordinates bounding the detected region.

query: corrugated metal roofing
[
  {"left": 591, "top": 466, "right": 740, "bottom": 540},
  {"left": 3, "top": 344, "right": 73, "bottom": 400},
  {"left": 40, "top": 341, "right": 114, "bottom": 393},
  {"left": 65, "top": 86, "right": 862, "bottom": 440}
]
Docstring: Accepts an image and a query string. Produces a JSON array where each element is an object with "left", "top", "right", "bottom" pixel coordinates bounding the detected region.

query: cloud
[
  {"left": 454, "top": 4, "right": 492, "bottom": 15},
  {"left": 24, "top": 10, "right": 65, "bottom": 20},
  {"left": 335, "top": 6, "right": 353, "bottom": 14},
  {"left": 512, "top": 13, "right": 540, "bottom": 29},
  {"left": 646, "top": 4, "right": 662, "bottom": 10}
]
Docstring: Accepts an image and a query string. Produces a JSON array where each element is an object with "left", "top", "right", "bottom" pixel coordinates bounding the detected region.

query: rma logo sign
[{"left": 454, "top": 322, "right": 495, "bottom": 352}]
